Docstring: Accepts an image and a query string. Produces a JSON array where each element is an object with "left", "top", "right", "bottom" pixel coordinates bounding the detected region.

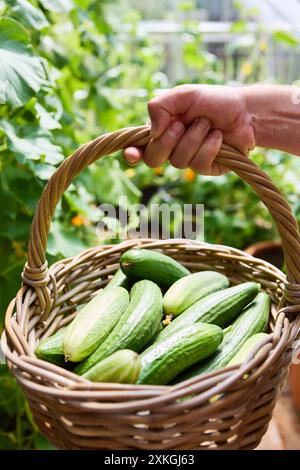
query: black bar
[{"left": 1, "top": 450, "right": 299, "bottom": 467}]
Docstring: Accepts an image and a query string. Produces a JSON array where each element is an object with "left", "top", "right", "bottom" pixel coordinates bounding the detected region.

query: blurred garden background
[{"left": 1, "top": 0, "right": 300, "bottom": 449}]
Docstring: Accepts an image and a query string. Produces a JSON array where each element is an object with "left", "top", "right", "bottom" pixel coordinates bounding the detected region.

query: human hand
[{"left": 124, "top": 84, "right": 256, "bottom": 175}]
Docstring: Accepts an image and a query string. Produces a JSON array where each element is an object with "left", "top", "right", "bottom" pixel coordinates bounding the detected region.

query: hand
[{"left": 124, "top": 84, "right": 256, "bottom": 175}]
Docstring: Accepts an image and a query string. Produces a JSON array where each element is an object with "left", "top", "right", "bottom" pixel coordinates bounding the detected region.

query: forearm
[{"left": 244, "top": 84, "right": 300, "bottom": 155}]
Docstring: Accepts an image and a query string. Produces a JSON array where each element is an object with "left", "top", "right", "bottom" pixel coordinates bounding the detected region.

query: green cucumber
[
  {"left": 137, "top": 323, "right": 223, "bottom": 385},
  {"left": 163, "top": 271, "right": 229, "bottom": 317},
  {"left": 75, "top": 280, "right": 163, "bottom": 375},
  {"left": 63, "top": 287, "right": 129, "bottom": 362},
  {"left": 176, "top": 292, "right": 270, "bottom": 382},
  {"left": 227, "top": 333, "right": 270, "bottom": 366},
  {"left": 156, "top": 282, "right": 260, "bottom": 342},
  {"left": 35, "top": 327, "right": 66, "bottom": 366},
  {"left": 82, "top": 350, "right": 141, "bottom": 384},
  {"left": 120, "top": 249, "right": 190, "bottom": 288},
  {"left": 105, "top": 268, "right": 130, "bottom": 290}
]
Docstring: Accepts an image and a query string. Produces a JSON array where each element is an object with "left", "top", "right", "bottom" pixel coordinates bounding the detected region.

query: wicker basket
[{"left": 2, "top": 125, "right": 300, "bottom": 450}]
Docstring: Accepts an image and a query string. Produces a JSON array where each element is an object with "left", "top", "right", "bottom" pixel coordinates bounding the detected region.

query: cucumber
[
  {"left": 120, "top": 249, "right": 190, "bottom": 288},
  {"left": 156, "top": 282, "right": 260, "bottom": 342},
  {"left": 176, "top": 292, "right": 270, "bottom": 382},
  {"left": 227, "top": 333, "right": 270, "bottom": 366},
  {"left": 163, "top": 271, "right": 229, "bottom": 317},
  {"left": 63, "top": 287, "right": 129, "bottom": 362},
  {"left": 82, "top": 349, "right": 141, "bottom": 384},
  {"left": 105, "top": 268, "right": 130, "bottom": 290},
  {"left": 35, "top": 327, "right": 66, "bottom": 366},
  {"left": 137, "top": 323, "right": 223, "bottom": 385},
  {"left": 75, "top": 280, "right": 163, "bottom": 375}
]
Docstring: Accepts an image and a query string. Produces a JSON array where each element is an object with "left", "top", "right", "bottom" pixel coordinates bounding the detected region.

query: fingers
[
  {"left": 123, "top": 124, "right": 227, "bottom": 177},
  {"left": 143, "top": 120, "right": 185, "bottom": 168},
  {"left": 190, "top": 129, "right": 224, "bottom": 175},
  {"left": 124, "top": 147, "right": 143, "bottom": 165},
  {"left": 170, "top": 118, "right": 211, "bottom": 169}
]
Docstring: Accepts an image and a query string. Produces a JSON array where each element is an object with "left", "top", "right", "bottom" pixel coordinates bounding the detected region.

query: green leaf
[
  {"left": 39, "top": 0, "right": 74, "bottom": 13},
  {"left": 48, "top": 221, "right": 88, "bottom": 258},
  {"left": 230, "top": 20, "right": 247, "bottom": 33},
  {"left": 7, "top": 0, "right": 49, "bottom": 30},
  {"left": 0, "top": 164, "right": 42, "bottom": 218},
  {"left": 32, "top": 163, "right": 56, "bottom": 180},
  {"left": 35, "top": 103, "right": 61, "bottom": 130},
  {"left": 64, "top": 188, "right": 102, "bottom": 222},
  {"left": 33, "top": 434, "right": 55, "bottom": 450},
  {"left": 0, "top": 17, "right": 49, "bottom": 108},
  {"left": 0, "top": 172, "right": 18, "bottom": 219},
  {"left": 91, "top": 160, "right": 142, "bottom": 208},
  {"left": 273, "top": 31, "right": 299, "bottom": 47},
  {"left": 0, "top": 121, "right": 64, "bottom": 165}
]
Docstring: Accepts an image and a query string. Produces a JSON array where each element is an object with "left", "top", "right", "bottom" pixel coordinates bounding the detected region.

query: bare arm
[{"left": 244, "top": 84, "right": 300, "bottom": 156}]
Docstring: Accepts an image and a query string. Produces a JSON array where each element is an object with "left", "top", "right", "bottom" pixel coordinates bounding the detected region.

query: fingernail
[
  {"left": 212, "top": 129, "right": 222, "bottom": 140},
  {"left": 168, "top": 121, "right": 185, "bottom": 137},
  {"left": 196, "top": 117, "right": 210, "bottom": 129},
  {"left": 126, "top": 154, "right": 138, "bottom": 164}
]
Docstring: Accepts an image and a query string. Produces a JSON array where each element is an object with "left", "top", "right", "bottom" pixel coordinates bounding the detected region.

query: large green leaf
[
  {"left": 35, "top": 103, "right": 61, "bottom": 130},
  {"left": 48, "top": 221, "right": 88, "bottom": 258},
  {"left": 0, "top": 121, "right": 64, "bottom": 164},
  {"left": 273, "top": 30, "right": 299, "bottom": 47},
  {"left": 7, "top": 0, "right": 49, "bottom": 30},
  {"left": 0, "top": 17, "right": 49, "bottom": 108}
]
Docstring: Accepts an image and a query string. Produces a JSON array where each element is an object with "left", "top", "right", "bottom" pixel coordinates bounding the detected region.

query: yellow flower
[
  {"left": 241, "top": 61, "right": 253, "bottom": 77},
  {"left": 71, "top": 214, "right": 87, "bottom": 227},
  {"left": 125, "top": 168, "right": 136, "bottom": 178},
  {"left": 184, "top": 168, "right": 197, "bottom": 182},
  {"left": 259, "top": 40, "right": 268, "bottom": 52}
]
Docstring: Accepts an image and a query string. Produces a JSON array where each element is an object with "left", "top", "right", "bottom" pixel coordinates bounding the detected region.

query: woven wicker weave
[{"left": 2, "top": 125, "right": 300, "bottom": 450}]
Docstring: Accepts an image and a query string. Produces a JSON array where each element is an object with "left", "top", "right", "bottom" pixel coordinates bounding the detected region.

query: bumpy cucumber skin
[
  {"left": 227, "top": 333, "right": 270, "bottom": 366},
  {"left": 75, "top": 280, "right": 163, "bottom": 375},
  {"left": 120, "top": 249, "right": 190, "bottom": 288},
  {"left": 105, "top": 268, "right": 131, "bottom": 290},
  {"left": 156, "top": 282, "right": 260, "bottom": 342},
  {"left": 163, "top": 271, "right": 229, "bottom": 317},
  {"left": 176, "top": 292, "right": 270, "bottom": 382},
  {"left": 82, "top": 349, "right": 141, "bottom": 383},
  {"left": 35, "top": 327, "right": 66, "bottom": 366},
  {"left": 137, "top": 323, "right": 223, "bottom": 385},
  {"left": 63, "top": 287, "right": 129, "bottom": 362}
]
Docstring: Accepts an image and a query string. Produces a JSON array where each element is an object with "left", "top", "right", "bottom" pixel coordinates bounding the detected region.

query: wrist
[
  {"left": 242, "top": 84, "right": 271, "bottom": 148},
  {"left": 242, "top": 84, "right": 300, "bottom": 153}
]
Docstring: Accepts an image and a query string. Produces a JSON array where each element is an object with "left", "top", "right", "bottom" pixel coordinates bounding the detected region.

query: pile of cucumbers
[{"left": 36, "top": 249, "right": 270, "bottom": 386}]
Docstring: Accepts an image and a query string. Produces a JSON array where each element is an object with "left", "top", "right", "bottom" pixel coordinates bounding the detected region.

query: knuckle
[
  {"left": 147, "top": 98, "right": 159, "bottom": 112},
  {"left": 159, "top": 134, "right": 174, "bottom": 149},
  {"left": 197, "top": 118, "right": 211, "bottom": 131}
]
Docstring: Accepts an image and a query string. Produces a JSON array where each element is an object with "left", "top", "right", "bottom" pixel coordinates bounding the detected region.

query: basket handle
[{"left": 22, "top": 125, "right": 300, "bottom": 318}]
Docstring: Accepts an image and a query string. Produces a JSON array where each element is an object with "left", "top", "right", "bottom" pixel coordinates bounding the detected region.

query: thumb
[{"left": 148, "top": 98, "right": 172, "bottom": 139}]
